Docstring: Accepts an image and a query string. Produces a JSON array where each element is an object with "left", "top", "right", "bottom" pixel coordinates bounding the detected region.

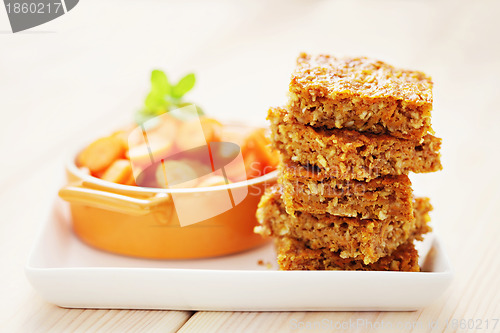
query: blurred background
[{"left": 1, "top": 0, "right": 499, "bottom": 328}]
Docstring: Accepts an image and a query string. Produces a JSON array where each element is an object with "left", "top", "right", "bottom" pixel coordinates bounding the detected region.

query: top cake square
[{"left": 288, "top": 53, "right": 433, "bottom": 140}]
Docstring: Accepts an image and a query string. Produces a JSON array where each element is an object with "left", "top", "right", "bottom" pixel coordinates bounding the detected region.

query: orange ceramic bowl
[{"left": 59, "top": 154, "right": 276, "bottom": 259}]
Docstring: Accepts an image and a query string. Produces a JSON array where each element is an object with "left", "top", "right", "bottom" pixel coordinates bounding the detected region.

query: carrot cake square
[{"left": 288, "top": 53, "right": 433, "bottom": 140}]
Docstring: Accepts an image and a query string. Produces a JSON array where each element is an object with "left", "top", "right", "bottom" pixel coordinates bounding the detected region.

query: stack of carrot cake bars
[{"left": 255, "top": 53, "right": 442, "bottom": 271}]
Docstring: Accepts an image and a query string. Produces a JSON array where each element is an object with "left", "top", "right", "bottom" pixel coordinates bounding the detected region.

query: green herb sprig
[{"left": 135, "top": 70, "right": 203, "bottom": 124}]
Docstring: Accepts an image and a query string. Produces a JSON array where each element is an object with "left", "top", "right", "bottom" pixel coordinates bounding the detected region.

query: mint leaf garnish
[
  {"left": 171, "top": 73, "right": 195, "bottom": 99},
  {"left": 150, "top": 70, "right": 171, "bottom": 95},
  {"left": 135, "top": 70, "right": 201, "bottom": 125}
]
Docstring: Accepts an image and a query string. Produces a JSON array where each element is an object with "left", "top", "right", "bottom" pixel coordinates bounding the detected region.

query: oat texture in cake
[
  {"left": 269, "top": 107, "right": 442, "bottom": 180},
  {"left": 280, "top": 162, "right": 414, "bottom": 221},
  {"left": 255, "top": 185, "right": 432, "bottom": 265},
  {"left": 288, "top": 53, "right": 434, "bottom": 140},
  {"left": 275, "top": 237, "right": 420, "bottom": 271}
]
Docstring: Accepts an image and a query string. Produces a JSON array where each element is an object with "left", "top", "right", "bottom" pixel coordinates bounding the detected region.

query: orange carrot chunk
[
  {"left": 76, "top": 136, "right": 126, "bottom": 174},
  {"left": 101, "top": 159, "right": 133, "bottom": 185},
  {"left": 242, "top": 128, "right": 279, "bottom": 179}
]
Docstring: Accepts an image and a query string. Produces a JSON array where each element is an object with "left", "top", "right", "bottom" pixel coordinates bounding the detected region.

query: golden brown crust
[
  {"left": 412, "top": 196, "right": 433, "bottom": 240},
  {"left": 275, "top": 237, "right": 420, "bottom": 271},
  {"left": 280, "top": 162, "right": 414, "bottom": 221},
  {"left": 268, "top": 107, "right": 442, "bottom": 181},
  {"left": 288, "top": 53, "right": 433, "bottom": 140},
  {"left": 257, "top": 53, "right": 439, "bottom": 272},
  {"left": 255, "top": 185, "right": 431, "bottom": 265}
]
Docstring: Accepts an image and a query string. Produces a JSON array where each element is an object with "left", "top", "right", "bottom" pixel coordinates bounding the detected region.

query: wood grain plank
[{"left": 4, "top": 298, "right": 192, "bottom": 333}]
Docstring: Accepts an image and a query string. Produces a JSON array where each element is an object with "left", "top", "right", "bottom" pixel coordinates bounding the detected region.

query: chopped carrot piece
[
  {"left": 76, "top": 136, "right": 126, "bottom": 174},
  {"left": 127, "top": 116, "right": 177, "bottom": 166},
  {"left": 176, "top": 117, "right": 223, "bottom": 151},
  {"left": 243, "top": 150, "right": 265, "bottom": 179},
  {"left": 101, "top": 159, "right": 133, "bottom": 185},
  {"left": 123, "top": 172, "right": 137, "bottom": 186},
  {"left": 241, "top": 128, "right": 279, "bottom": 178},
  {"left": 200, "top": 117, "right": 223, "bottom": 143},
  {"left": 156, "top": 160, "right": 199, "bottom": 189},
  {"left": 111, "top": 130, "right": 130, "bottom": 150},
  {"left": 127, "top": 136, "right": 174, "bottom": 166}
]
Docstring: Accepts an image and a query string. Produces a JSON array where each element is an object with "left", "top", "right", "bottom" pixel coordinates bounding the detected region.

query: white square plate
[{"left": 25, "top": 199, "right": 453, "bottom": 311}]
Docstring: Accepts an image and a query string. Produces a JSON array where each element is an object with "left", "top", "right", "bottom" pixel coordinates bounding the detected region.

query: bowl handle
[{"left": 58, "top": 184, "right": 170, "bottom": 216}]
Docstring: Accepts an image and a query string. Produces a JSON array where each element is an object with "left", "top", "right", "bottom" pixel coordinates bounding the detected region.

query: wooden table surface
[{"left": 1, "top": 0, "right": 499, "bottom": 331}]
